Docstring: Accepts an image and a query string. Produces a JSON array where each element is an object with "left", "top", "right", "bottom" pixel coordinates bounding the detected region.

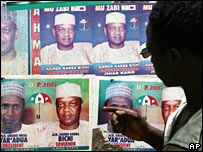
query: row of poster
[
  {"left": 1, "top": 75, "right": 186, "bottom": 151},
  {"left": 1, "top": 2, "right": 155, "bottom": 76}
]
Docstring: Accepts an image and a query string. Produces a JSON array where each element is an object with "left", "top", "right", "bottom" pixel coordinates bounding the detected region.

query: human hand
[{"left": 103, "top": 106, "right": 150, "bottom": 141}]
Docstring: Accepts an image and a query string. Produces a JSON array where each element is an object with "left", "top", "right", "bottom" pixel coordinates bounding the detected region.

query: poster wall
[
  {"left": 1, "top": 75, "right": 91, "bottom": 151},
  {"left": 31, "top": 6, "right": 93, "bottom": 75},
  {"left": 30, "top": 3, "right": 155, "bottom": 76},
  {"left": 92, "top": 76, "right": 167, "bottom": 151}
]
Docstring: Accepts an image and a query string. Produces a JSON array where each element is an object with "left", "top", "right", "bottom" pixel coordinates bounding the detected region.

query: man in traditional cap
[
  {"left": 55, "top": 82, "right": 88, "bottom": 130},
  {"left": 103, "top": 1, "right": 202, "bottom": 151},
  {"left": 40, "top": 13, "right": 92, "bottom": 65},
  {"left": 92, "top": 12, "right": 142, "bottom": 63},
  {"left": 44, "top": 82, "right": 90, "bottom": 146},
  {"left": 1, "top": 7, "right": 28, "bottom": 75},
  {"left": 161, "top": 87, "right": 185, "bottom": 124},
  {"left": 1, "top": 81, "right": 25, "bottom": 133},
  {"left": 99, "top": 83, "right": 133, "bottom": 133}
]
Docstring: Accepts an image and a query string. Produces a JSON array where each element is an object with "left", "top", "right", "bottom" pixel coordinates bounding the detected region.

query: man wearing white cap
[
  {"left": 1, "top": 7, "right": 28, "bottom": 75},
  {"left": 161, "top": 87, "right": 185, "bottom": 124},
  {"left": 45, "top": 82, "right": 90, "bottom": 146},
  {"left": 40, "top": 13, "right": 92, "bottom": 65},
  {"left": 1, "top": 81, "right": 25, "bottom": 133},
  {"left": 92, "top": 12, "right": 142, "bottom": 63},
  {"left": 99, "top": 83, "right": 133, "bottom": 133}
]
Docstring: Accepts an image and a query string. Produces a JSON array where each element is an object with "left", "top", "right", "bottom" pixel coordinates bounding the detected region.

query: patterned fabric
[
  {"left": 1, "top": 6, "right": 17, "bottom": 24},
  {"left": 105, "top": 83, "right": 133, "bottom": 101},
  {"left": 92, "top": 41, "right": 142, "bottom": 63},
  {"left": 1, "top": 81, "right": 25, "bottom": 99},
  {"left": 40, "top": 42, "right": 92, "bottom": 65},
  {"left": 1, "top": 52, "right": 28, "bottom": 75},
  {"left": 56, "top": 82, "right": 82, "bottom": 99}
]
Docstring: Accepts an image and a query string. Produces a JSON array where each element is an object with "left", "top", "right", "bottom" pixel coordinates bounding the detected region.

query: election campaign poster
[
  {"left": 30, "top": 3, "right": 156, "bottom": 76},
  {"left": 92, "top": 76, "right": 167, "bottom": 151},
  {"left": 31, "top": 6, "right": 93, "bottom": 75},
  {"left": 1, "top": 5, "right": 29, "bottom": 75},
  {"left": 92, "top": 3, "right": 156, "bottom": 76},
  {"left": 1, "top": 75, "right": 91, "bottom": 151}
]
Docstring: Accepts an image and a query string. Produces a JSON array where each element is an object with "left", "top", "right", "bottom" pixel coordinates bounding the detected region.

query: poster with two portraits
[
  {"left": 1, "top": 2, "right": 154, "bottom": 76},
  {"left": 1, "top": 75, "right": 168, "bottom": 151}
]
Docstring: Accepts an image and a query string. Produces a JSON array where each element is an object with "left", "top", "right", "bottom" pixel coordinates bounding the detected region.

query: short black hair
[{"left": 149, "top": 1, "right": 202, "bottom": 57}]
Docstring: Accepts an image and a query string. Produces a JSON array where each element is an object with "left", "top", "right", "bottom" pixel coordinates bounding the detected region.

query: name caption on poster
[{"left": 95, "top": 5, "right": 136, "bottom": 11}]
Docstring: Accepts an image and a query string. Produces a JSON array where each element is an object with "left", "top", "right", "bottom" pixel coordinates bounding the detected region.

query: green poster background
[{"left": 2, "top": 78, "right": 89, "bottom": 124}]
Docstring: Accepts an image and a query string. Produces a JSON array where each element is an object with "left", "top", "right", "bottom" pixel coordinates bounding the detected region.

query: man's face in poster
[
  {"left": 104, "top": 23, "right": 126, "bottom": 49},
  {"left": 56, "top": 97, "right": 83, "bottom": 129},
  {"left": 53, "top": 24, "right": 76, "bottom": 50},
  {"left": 161, "top": 100, "right": 181, "bottom": 124},
  {"left": 1, "top": 95, "right": 24, "bottom": 133},
  {"left": 1, "top": 21, "right": 18, "bottom": 56}
]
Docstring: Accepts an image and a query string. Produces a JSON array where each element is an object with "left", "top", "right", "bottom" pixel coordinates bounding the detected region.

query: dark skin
[{"left": 103, "top": 21, "right": 202, "bottom": 150}]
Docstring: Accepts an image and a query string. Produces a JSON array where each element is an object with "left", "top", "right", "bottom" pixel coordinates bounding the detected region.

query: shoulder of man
[
  {"left": 41, "top": 43, "right": 57, "bottom": 52},
  {"left": 74, "top": 42, "right": 92, "bottom": 48},
  {"left": 93, "top": 42, "right": 108, "bottom": 50},
  {"left": 80, "top": 120, "right": 89, "bottom": 126}
]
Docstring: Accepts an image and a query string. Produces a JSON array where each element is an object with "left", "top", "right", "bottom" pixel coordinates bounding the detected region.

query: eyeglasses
[{"left": 140, "top": 48, "right": 151, "bottom": 58}]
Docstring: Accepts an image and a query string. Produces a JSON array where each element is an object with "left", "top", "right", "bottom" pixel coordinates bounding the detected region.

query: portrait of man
[
  {"left": 43, "top": 81, "right": 90, "bottom": 147},
  {"left": 1, "top": 8, "right": 28, "bottom": 75},
  {"left": 1, "top": 81, "right": 25, "bottom": 134},
  {"left": 40, "top": 13, "right": 92, "bottom": 65},
  {"left": 161, "top": 87, "right": 185, "bottom": 124},
  {"left": 92, "top": 12, "right": 142, "bottom": 63},
  {"left": 99, "top": 83, "right": 133, "bottom": 133},
  {"left": 55, "top": 82, "right": 89, "bottom": 130}
]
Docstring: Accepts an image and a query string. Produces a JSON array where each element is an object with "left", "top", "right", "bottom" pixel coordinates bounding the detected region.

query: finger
[
  {"left": 111, "top": 113, "right": 126, "bottom": 134},
  {"left": 103, "top": 106, "right": 128, "bottom": 113}
]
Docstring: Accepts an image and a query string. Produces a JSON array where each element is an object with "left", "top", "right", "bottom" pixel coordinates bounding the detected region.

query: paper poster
[
  {"left": 91, "top": 3, "right": 155, "bottom": 76},
  {"left": 1, "top": 75, "right": 91, "bottom": 151},
  {"left": 30, "top": 3, "right": 156, "bottom": 76},
  {"left": 31, "top": 6, "right": 93, "bottom": 75},
  {"left": 1, "top": 6, "right": 29, "bottom": 75},
  {"left": 92, "top": 76, "right": 167, "bottom": 151}
]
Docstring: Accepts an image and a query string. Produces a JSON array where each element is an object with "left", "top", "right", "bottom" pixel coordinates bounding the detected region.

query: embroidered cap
[
  {"left": 56, "top": 82, "right": 81, "bottom": 99},
  {"left": 1, "top": 81, "right": 25, "bottom": 99},
  {"left": 105, "top": 12, "right": 126, "bottom": 24},
  {"left": 105, "top": 83, "right": 133, "bottom": 101},
  {"left": 162, "top": 87, "right": 185, "bottom": 101},
  {"left": 54, "top": 13, "right": 75, "bottom": 26},
  {"left": 1, "top": 5, "right": 17, "bottom": 24}
]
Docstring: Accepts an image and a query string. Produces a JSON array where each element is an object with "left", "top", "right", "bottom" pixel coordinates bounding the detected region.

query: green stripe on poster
[
  {"left": 1, "top": 146, "right": 89, "bottom": 151},
  {"left": 6, "top": 1, "right": 113, "bottom": 11}
]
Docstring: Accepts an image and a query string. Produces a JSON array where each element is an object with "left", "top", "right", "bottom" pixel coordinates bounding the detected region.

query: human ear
[
  {"left": 166, "top": 48, "right": 183, "bottom": 66},
  {"left": 81, "top": 100, "right": 84, "bottom": 108},
  {"left": 15, "top": 29, "right": 19, "bottom": 39},
  {"left": 52, "top": 28, "right": 56, "bottom": 37},
  {"left": 104, "top": 26, "right": 107, "bottom": 35}
]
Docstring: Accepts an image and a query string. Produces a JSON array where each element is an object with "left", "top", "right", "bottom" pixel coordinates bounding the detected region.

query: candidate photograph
[
  {"left": 91, "top": 4, "right": 144, "bottom": 64},
  {"left": 40, "top": 7, "right": 92, "bottom": 66},
  {"left": 1, "top": 8, "right": 28, "bottom": 75}
]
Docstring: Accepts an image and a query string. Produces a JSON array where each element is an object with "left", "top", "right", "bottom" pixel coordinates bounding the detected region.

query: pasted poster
[
  {"left": 91, "top": 3, "right": 155, "bottom": 76},
  {"left": 1, "top": 76, "right": 91, "bottom": 151},
  {"left": 1, "top": 5, "right": 29, "bottom": 75},
  {"left": 92, "top": 76, "right": 167, "bottom": 151},
  {"left": 31, "top": 6, "right": 93, "bottom": 75}
]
